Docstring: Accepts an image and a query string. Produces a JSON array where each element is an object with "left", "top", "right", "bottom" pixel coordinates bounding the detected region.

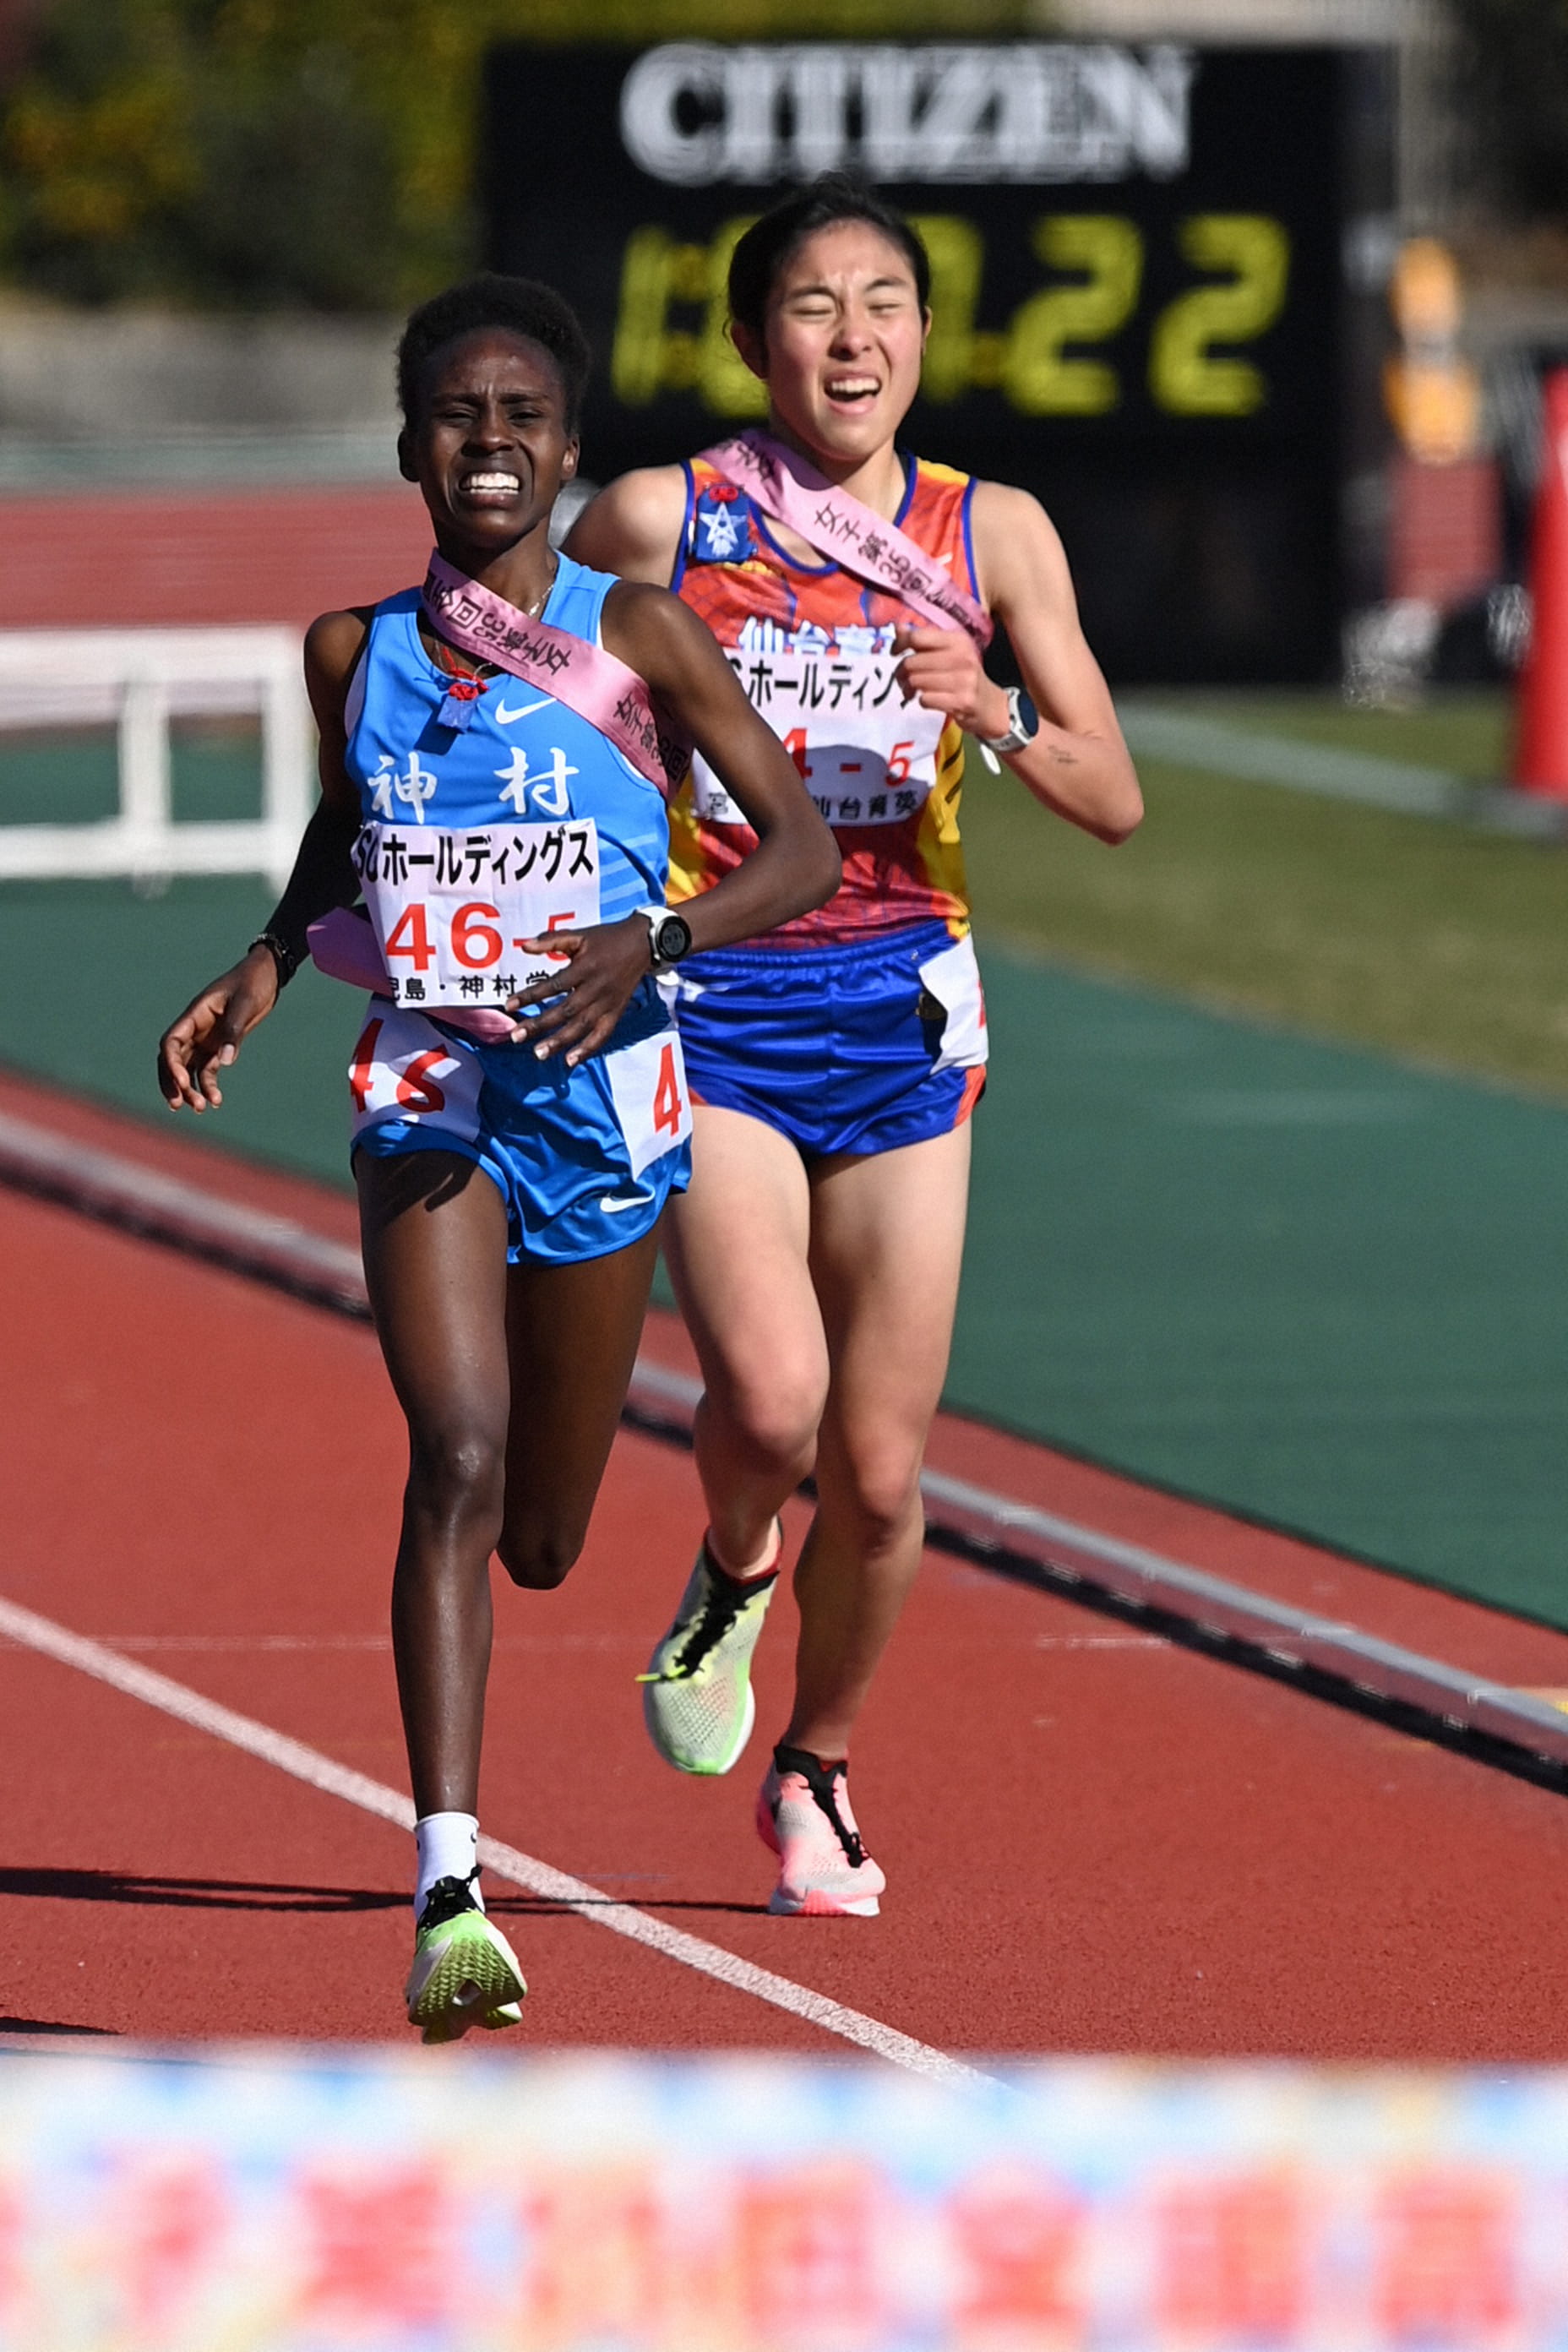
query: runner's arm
[
  {"left": 564, "top": 466, "right": 689, "bottom": 586},
  {"left": 156, "top": 611, "right": 366, "bottom": 1111},
  {"left": 507, "top": 584, "right": 840, "bottom": 1065},
  {"left": 893, "top": 481, "right": 1142, "bottom": 845}
]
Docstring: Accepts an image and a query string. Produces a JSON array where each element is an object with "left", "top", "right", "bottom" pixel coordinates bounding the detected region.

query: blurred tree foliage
[
  {"left": 0, "top": 0, "right": 1031, "bottom": 308},
  {"left": 1452, "top": 0, "right": 1568, "bottom": 219}
]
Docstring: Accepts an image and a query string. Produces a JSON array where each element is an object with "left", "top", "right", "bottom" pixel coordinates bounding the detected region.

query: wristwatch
[
  {"left": 248, "top": 928, "right": 300, "bottom": 988},
  {"left": 979, "top": 687, "right": 1040, "bottom": 754},
  {"left": 637, "top": 905, "right": 694, "bottom": 971}
]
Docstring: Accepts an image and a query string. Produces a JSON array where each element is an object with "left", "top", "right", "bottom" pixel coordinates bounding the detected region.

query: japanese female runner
[
  {"left": 568, "top": 177, "right": 1142, "bottom": 1919},
  {"left": 157, "top": 275, "right": 837, "bottom": 2039}
]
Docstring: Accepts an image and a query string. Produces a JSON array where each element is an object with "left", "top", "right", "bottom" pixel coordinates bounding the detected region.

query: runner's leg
[
  {"left": 357, "top": 1151, "right": 511, "bottom": 1822},
  {"left": 497, "top": 1227, "right": 662, "bottom": 1587},
  {"left": 663, "top": 1105, "right": 828, "bottom": 1571},
  {"left": 786, "top": 1121, "right": 971, "bottom": 1760}
]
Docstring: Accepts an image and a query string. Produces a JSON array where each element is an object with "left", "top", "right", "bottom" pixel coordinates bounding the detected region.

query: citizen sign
[{"left": 619, "top": 42, "right": 1195, "bottom": 187}]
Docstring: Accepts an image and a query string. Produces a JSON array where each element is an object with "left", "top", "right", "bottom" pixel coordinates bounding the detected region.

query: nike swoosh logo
[
  {"left": 600, "top": 1192, "right": 655, "bottom": 1214},
  {"left": 494, "top": 698, "right": 551, "bottom": 725}
]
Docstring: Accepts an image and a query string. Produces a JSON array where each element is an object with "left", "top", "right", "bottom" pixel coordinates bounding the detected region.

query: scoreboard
[{"left": 483, "top": 42, "right": 1386, "bottom": 684}]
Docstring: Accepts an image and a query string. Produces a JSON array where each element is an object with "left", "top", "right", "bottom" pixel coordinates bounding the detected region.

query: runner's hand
[
  {"left": 157, "top": 947, "right": 280, "bottom": 1112},
  {"left": 891, "top": 624, "right": 1010, "bottom": 740},
  {"left": 507, "top": 916, "right": 652, "bottom": 1068}
]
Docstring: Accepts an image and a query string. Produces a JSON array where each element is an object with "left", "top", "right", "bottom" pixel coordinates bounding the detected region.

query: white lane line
[
  {"left": 922, "top": 1467, "right": 1568, "bottom": 1770},
  {"left": 0, "top": 1634, "right": 631, "bottom": 1655},
  {"left": 1118, "top": 703, "right": 1568, "bottom": 841},
  {"left": 639, "top": 1360, "right": 1568, "bottom": 1772},
  {"left": 0, "top": 1593, "right": 987, "bottom": 2087},
  {"left": 0, "top": 1111, "right": 368, "bottom": 1315},
  {"left": 5, "top": 1108, "right": 1565, "bottom": 1779},
  {"left": 1118, "top": 701, "right": 1467, "bottom": 813},
  {"left": 1033, "top": 1636, "right": 1168, "bottom": 1651}
]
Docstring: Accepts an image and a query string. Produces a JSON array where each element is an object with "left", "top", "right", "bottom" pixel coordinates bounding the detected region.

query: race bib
[
  {"left": 347, "top": 1006, "right": 483, "bottom": 1141},
  {"left": 694, "top": 650, "right": 945, "bottom": 830},
  {"left": 917, "top": 935, "right": 989, "bottom": 1074},
  {"left": 352, "top": 820, "right": 602, "bottom": 1011},
  {"left": 606, "top": 1027, "right": 693, "bottom": 1177}
]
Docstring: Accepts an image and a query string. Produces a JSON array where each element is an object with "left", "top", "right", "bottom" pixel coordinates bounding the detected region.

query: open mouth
[
  {"left": 457, "top": 470, "right": 522, "bottom": 500},
  {"left": 823, "top": 377, "right": 880, "bottom": 410}
]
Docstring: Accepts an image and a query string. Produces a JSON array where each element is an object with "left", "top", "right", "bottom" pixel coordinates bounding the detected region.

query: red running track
[
  {"left": 0, "top": 486, "right": 428, "bottom": 630},
  {"left": 6, "top": 1067, "right": 1568, "bottom": 2061}
]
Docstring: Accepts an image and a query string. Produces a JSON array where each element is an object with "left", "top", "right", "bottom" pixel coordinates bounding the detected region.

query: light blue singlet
[{"left": 343, "top": 555, "right": 692, "bottom": 1265}]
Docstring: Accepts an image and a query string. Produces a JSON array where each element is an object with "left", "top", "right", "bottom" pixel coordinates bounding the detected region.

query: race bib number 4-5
[
  {"left": 352, "top": 819, "right": 602, "bottom": 1010},
  {"left": 694, "top": 649, "right": 946, "bottom": 830}
]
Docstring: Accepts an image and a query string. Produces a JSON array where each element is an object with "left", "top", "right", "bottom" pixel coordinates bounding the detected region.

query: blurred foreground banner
[{"left": 0, "top": 2049, "right": 1565, "bottom": 2347}]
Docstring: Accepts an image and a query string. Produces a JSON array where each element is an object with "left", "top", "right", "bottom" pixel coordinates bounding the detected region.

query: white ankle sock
[{"left": 414, "top": 1811, "right": 482, "bottom": 1919}]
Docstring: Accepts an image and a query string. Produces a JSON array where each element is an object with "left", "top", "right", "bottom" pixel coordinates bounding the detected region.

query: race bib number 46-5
[{"left": 353, "top": 820, "right": 601, "bottom": 1010}]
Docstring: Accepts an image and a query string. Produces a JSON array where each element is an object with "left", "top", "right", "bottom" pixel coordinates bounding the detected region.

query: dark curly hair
[
  {"left": 396, "top": 274, "right": 592, "bottom": 429},
  {"left": 727, "top": 175, "right": 930, "bottom": 346}
]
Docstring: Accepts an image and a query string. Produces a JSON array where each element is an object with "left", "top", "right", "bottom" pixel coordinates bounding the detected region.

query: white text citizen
[{"left": 619, "top": 42, "right": 1195, "bottom": 188}]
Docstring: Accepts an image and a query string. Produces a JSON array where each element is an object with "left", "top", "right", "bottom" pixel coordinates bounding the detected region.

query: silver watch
[
  {"left": 636, "top": 904, "right": 694, "bottom": 970},
  {"left": 979, "top": 687, "right": 1040, "bottom": 754}
]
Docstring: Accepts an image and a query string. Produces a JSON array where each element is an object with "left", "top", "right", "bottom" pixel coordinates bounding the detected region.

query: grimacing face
[
  {"left": 735, "top": 220, "right": 929, "bottom": 466},
  {"left": 399, "top": 328, "right": 579, "bottom": 550}
]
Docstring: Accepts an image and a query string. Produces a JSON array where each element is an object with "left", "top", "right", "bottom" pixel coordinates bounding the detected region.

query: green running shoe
[
  {"left": 638, "top": 1538, "right": 779, "bottom": 1775},
  {"left": 405, "top": 1873, "right": 525, "bottom": 2045}
]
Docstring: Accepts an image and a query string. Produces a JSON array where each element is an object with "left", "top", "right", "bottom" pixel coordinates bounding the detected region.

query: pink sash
[
  {"left": 422, "top": 553, "right": 688, "bottom": 792},
  {"left": 307, "top": 906, "right": 519, "bottom": 1042},
  {"left": 698, "top": 430, "right": 993, "bottom": 651}
]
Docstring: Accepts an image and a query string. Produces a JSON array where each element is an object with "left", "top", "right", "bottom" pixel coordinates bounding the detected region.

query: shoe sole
[
  {"left": 406, "top": 1927, "right": 526, "bottom": 2044},
  {"left": 768, "top": 1886, "right": 882, "bottom": 1919},
  {"left": 422, "top": 1996, "right": 524, "bottom": 2045},
  {"left": 757, "top": 1783, "right": 883, "bottom": 1917},
  {"left": 643, "top": 1671, "right": 756, "bottom": 1778}
]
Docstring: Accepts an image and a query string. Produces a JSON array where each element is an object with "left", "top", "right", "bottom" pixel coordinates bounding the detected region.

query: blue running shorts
[
  {"left": 348, "top": 977, "right": 692, "bottom": 1264},
  {"left": 667, "top": 919, "right": 988, "bottom": 1160}
]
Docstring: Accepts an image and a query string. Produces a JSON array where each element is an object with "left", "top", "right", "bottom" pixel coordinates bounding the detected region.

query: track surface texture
[
  {"left": 0, "top": 485, "right": 428, "bottom": 629},
  {"left": 6, "top": 1072, "right": 1568, "bottom": 2061}
]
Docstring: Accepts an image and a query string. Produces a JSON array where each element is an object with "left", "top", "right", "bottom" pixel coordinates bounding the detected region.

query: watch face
[
  {"left": 1015, "top": 689, "right": 1039, "bottom": 739},
  {"left": 654, "top": 912, "right": 693, "bottom": 962}
]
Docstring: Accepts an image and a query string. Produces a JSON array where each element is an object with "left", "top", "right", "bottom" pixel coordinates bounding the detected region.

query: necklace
[{"left": 427, "top": 557, "right": 557, "bottom": 683}]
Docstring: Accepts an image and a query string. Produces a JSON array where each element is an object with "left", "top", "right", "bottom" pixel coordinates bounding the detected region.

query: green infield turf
[
  {"left": 0, "top": 870, "right": 352, "bottom": 1186},
  {"left": 958, "top": 951, "right": 1568, "bottom": 1629},
  {"left": 4, "top": 704, "right": 1568, "bottom": 1631},
  {"left": 960, "top": 689, "right": 1568, "bottom": 1102},
  {"left": 1168, "top": 687, "right": 1510, "bottom": 776}
]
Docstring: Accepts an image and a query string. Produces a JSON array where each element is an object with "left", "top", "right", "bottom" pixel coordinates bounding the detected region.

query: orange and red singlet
[{"left": 668, "top": 452, "right": 979, "bottom": 947}]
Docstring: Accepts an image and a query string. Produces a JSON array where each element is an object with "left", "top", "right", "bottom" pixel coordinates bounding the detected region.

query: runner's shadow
[
  {"left": 0, "top": 1868, "right": 402, "bottom": 1914},
  {"left": 0, "top": 2017, "right": 118, "bottom": 2036},
  {"left": 489, "top": 1895, "right": 770, "bottom": 1919}
]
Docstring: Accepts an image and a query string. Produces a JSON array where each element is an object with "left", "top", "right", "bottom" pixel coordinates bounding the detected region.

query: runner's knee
[
  {"left": 819, "top": 1444, "right": 925, "bottom": 1554},
  {"left": 705, "top": 1362, "right": 825, "bottom": 1475},
  {"left": 496, "top": 1511, "right": 587, "bottom": 1590},
  {"left": 405, "top": 1423, "right": 507, "bottom": 1543}
]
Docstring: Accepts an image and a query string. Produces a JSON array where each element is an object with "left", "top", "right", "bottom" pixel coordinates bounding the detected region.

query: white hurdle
[{"left": 0, "top": 627, "right": 313, "bottom": 891}]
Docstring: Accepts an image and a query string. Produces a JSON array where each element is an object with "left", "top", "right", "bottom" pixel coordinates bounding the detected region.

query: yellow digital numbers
[
  {"left": 611, "top": 228, "right": 691, "bottom": 404},
  {"left": 611, "top": 211, "right": 1291, "bottom": 422},
  {"left": 908, "top": 215, "right": 986, "bottom": 405},
  {"left": 1148, "top": 215, "right": 1290, "bottom": 416},
  {"left": 1004, "top": 216, "right": 1144, "bottom": 416},
  {"left": 611, "top": 220, "right": 766, "bottom": 416}
]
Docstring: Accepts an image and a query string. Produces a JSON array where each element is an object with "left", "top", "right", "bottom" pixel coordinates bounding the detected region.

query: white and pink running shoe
[{"left": 755, "top": 1745, "right": 886, "bottom": 1917}]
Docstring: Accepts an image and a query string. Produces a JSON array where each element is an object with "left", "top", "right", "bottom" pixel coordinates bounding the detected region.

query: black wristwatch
[
  {"left": 636, "top": 906, "right": 694, "bottom": 971},
  {"left": 979, "top": 687, "right": 1040, "bottom": 754},
  {"left": 248, "top": 929, "right": 300, "bottom": 988}
]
